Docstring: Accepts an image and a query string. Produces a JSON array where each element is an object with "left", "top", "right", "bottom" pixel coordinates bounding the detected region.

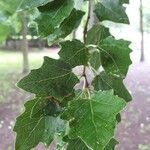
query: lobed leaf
[
  {"left": 14, "top": 97, "right": 65, "bottom": 150},
  {"left": 94, "top": 0, "right": 129, "bottom": 24},
  {"left": 48, "top": 9, "right": 85, "bottom": 44},
  {"left": 61, "top": 90, "right": 126, "bottom": 150},
  {"left": 18, "top": 0, "right": 54, "bottom": 11},
  {"left": 86, "top": 24, "right": 110, "bottom": 70},
  {"left": 17, "top": 57, "right": 78, "bottom": 101},
  {"left": 35, "top": 0, "right": 74, "bottom": 37},
  {"left": 59, "top": 39, "right": 89, "bottom": 67},
  {"left": 99, "top": 37, "right": 132, "bottom": 78},
  {"left": 86, "top": 24, "right": 110, "bottom": 45},
  {"left": 89, "top": 50, "right": 101, "bottom": 70},
  {"left": 92, "top": 71, "right": 132, "bottom": 102}
]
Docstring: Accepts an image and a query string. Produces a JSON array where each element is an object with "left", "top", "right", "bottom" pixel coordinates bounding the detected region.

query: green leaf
[
  {"left": 86, "top": 25, "right": 110, "bottom": 70},
  {"left": 0, "top": 0, "right": 20, "bottom": 15},
  {"left": 116, "top": 113, "right": 122, "bottom": 123},
  {"left": 59, "top": 39, "right": 89, "bottom": 67},
  {"left": 66, "top": 138, "right": 89, "bottom": 150},
  {"left": 94, "top": 0, "right": 129, "bottom": 24},
  {"left": 17, "top": 57, "right": 78, "bottom": 101},
  {"left": 66, "top": 137, "right": 118, "bottom": 150},
  {"left": 18, "top": 0, "right": 54, "bottom": 11},
  {"left": 14, "top": 97, "right": 65, "bottom": 150},
  {"left": 99, "top": 37, "right": 132, "bottom": 78},
  {"left": 30, "top": 97, "right": 62, "bottom": 118},
  {"left": 104, "top": 138, "right": 119, "bottom": 150},
  {"left": 61, "top": 90, "right": 126, "bottom": 150},
  {"left": 92, "top": 71, "right": 132, "bottom": 102},
  {"left": 86, "top": 24, "right": 110, "bottom": 45},
  {"left": 0, "top": 23, "right": 10, "bottom": 42},
  {"left": 119, "top": 0, "right": 129, "bottom": 4},
  {"left": 48, "top": 9, "right": 85, "bottom": 44},
  {"left": 89, "top": 50, "right": 101, "bottom": 70},
  {"left": 35, "top": 0, "right": 74, "bottom": 37}
]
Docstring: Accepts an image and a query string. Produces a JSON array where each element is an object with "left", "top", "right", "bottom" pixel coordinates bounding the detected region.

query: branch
[
  {"left": 82, "top": 0, "right": 92, "bottom": 89},
  {"left": 82, "top": 66, "right": 89, "bottom": 89},
  {"left": 83, "top": 0, "right": 92, "bottom": 43}
]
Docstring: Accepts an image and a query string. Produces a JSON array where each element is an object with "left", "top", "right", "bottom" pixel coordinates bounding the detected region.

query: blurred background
[{"left": 0, "top": 0, "right": 150, "bottom": 149}]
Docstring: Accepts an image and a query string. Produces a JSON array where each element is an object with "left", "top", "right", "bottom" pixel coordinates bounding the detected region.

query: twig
[
  {"left": 83, "top": 0, "right": 92, "bottom": 43},
  {"left": 82, "top": 0, "right": 92, "bottom": 89},
  {"left": 82, "top": 66, "right": 89, "bottom": 89}
]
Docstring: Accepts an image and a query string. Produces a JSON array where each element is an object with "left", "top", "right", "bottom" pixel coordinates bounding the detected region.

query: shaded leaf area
[
  {"left": 65, "top": 137, "right": 89, "bottom": 150},
  {"left": 86, "top": 24, "right": 110, "bottom": 45},
  {"left": 86, "top": 24, "right": 110, "bottom": 70},
  {"left": 59, "top": 39, "right": 89, "bottom": 68},
  {"left": 89, "top": 50, "right": 101, "bottom": 70},
  {"left": 35, "top": 0, "right": 74, "bottom": 37},
  {"left": 17, "top": 57, "right": 78, "bottom": 101},
  {"left": 92, "top": 71, "right": 132, "bottom": 102},
  {"left": 116, "top": 113, "right": 122, "bottom": 123},
  {"left": 18, "top": 0, "right": 54, "bottom": 11},
  {"left": 14, "top": 97, "right": 65, "bottom": 150},
  {"left": 104, "top": 138, "right": 119, "bottom": 150},
  {"left": 94, "top": 0, "right": 129, "bottom": 24},
  {"left": 0, "top": 23, "right": 10, "bottom": 42},
  {"left": 62, "top": 91, "right": 126, "bottom": 150},
  {"left": 0, "top": 0, "right": 20, "bottom": 15},
  {"left": 119, "top": 0, "right": 129, "bottom": 4},
  {"left": 86, "top": 25, "right": 132, "bottom": 77},
  {"left": 48, "top": 8, "right": 85, "bottom": 44},
  {"left": 99, "top": 37, "right": 132, "bottom": 78}
]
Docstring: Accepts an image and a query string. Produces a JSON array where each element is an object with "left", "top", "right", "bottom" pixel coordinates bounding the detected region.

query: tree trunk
[
  {"left": 140, "top": 0, "right": 144, "bottom": 62},
  {"left": 20, "top": 11, "right": 29, "bottom": 73}
]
